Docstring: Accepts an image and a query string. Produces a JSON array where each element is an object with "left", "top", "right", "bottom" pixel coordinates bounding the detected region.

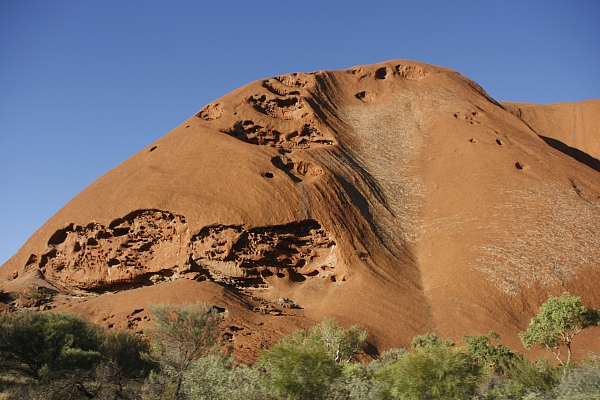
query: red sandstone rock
[{"left": 1, "top": 60, "right": 599, "bottom": 363}]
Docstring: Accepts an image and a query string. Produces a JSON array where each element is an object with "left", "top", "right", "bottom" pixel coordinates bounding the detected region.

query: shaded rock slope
[{"left": 2, "top": 61, "right": 599, "bottom": 362}]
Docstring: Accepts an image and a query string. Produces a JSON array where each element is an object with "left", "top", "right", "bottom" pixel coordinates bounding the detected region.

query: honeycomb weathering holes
[
  {"left": 248, "top": 94, "right": 306, "bottom": 120},
  {"left": 275, "top": 74, "right": 309, "bottom": 88},
  {"left": 395, "top": 64, "right": 427, "bottom": 79},
  {"left": 196, "top": 102, "right": 224, "bottom": 121},
  {"left": 189, "top": 220, "right": 336, "bottom": 273},
  {"left": 29, "top": 211, "right": 340, "bottom": 290},
  {"left": 262, "top": 79, "right": 302, "bottom": 96},
  {"left": 225, "top": 120, "right": 333, "bottom": 149}
]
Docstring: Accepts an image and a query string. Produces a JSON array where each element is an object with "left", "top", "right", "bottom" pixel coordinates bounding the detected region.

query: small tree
[
  {"left": 147, "top": 302, "right": 222, "bottom": 399},
  {"left": 519, "top": 292, "right": 600, "bottom": 367}
]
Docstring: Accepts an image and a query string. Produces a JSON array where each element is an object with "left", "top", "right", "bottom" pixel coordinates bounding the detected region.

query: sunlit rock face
[{"left": 2, "top": 61, "right": 599, "bottom": 362}]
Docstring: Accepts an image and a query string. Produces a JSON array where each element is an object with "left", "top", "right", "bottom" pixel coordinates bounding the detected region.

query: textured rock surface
[
  {"left": 1, "top": 60, "right": 599, "bottom": 362},
  {"left": 26, "top": 211, "right": 337, "bottom": 292}
]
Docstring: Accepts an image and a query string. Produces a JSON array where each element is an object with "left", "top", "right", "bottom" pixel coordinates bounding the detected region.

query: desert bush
[
  {"left": 0, "top": 311, "right": 103, "bottom": 381},
  {"left": 411, "top": 332, "right": 453, "bottom": 350},
  {"left": 367, "top": 348, "right": 407, "bottom": 375},
  {"left": 463, "top": 331, "right": 517, "bottom": 375},
  {"left": 141, "top": 369, "right": 177, "bottom": 400},
  {"left": 327, "top": 362, "right": 384, "bottom": 400},
  {"left": 554, "top": 364, "right": 600, "bottom": 399},
  {"left": 182, "top": 353, "right": 268, "bottom": 400},
  {"left": 258, "top": 317, "right": 369, "bottom": 399},
  {"left": 145, "top": 302, "right": 223, "bottom": 399},
  {"left": 10, "top": 305, "right": 600, "bottom": 399},
  {"left": 496, "top": 356, "right": 558, "bottom": 397},
  {"left": 259, "top": 329, "right": 342, "bottom": 399},
  {"left": 375, "top": 345, "right": 483, "bottom": 400},
  {"left": 101, "top": 329, "right": 153, "bottom": 378},
  {"left": 16, "top": 360, "right": 145, "bottom": 400},
  {"left": 0, "top": 311, "right": 152, "bottom": 398},
  {"left": 310, "top": 317, "right": 368, "bottom": 363}
]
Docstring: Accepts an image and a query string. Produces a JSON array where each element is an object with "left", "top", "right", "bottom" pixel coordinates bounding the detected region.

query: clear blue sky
[{"left": 1, "top": 0, "right": 598, "bottom": 266}]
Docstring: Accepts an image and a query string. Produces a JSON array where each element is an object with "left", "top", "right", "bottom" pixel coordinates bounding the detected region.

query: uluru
[{"left": 1, "top": 60, "right": 599, "bottom": 363}]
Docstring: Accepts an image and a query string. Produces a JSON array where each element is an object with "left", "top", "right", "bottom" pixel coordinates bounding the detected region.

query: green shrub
[
  {"left": 309, "top": 317, "right": 368, "bottom": 363},
  {"left": 554, "top": 364, "right": 600, "bottom": 399},
  {"left": 411, "top": 332, "right": 453, "bottom": 350},
  {"left": 259, "top": 330, "right": 342, "bottom": 399},
  {"left": 141, "top": 369, "right": 178, "bottom": 400},
  {"left": 145, "top": 302, "right": 223, "bottom": 399},
  {"left": 463, "top": 331, "right": 517, "bottom": 374},
  {"left": 16, "top": 360, "right": 146, "bottom": 400},
  {"left": 367, "top": 348, "right": 407, "bottom": 374},
  {"left": 327, "top": 363, "right": 383, "bottom": 400},
  {"left": 500, "top": 356, "right": 558, "bottom": 397},
  {"left": 101, "top": 329, "right": 153, "bottom": 378},
  {"left": 375, "top": 345, "right": 482, "bottom": 400},
  {"left": 182, "top": 353, "right": 267, "bottom": 400},
  {"left": 0, "top": 311, "right": 103, "bottom": 381}
]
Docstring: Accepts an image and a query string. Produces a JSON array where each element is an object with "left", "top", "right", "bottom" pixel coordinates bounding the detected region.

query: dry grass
[
  {"left": 341, "top": 92, "right": 430, "bottom": 245},
  {"left": 472, "top": 182, "right": 600, "bottom": 295},
  {"left": 0, "top": 374, "right": 30, "bottom": 399}
]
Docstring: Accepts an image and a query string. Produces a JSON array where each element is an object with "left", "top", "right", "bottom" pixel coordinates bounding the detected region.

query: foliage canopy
[
  {"left": 519, "top": 292, "right": 600, "bottom": 366},
  {"left": 0, "top": 311, "right": 103, "bottom": 381}
]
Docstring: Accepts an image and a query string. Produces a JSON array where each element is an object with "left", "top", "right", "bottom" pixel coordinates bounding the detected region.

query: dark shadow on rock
[
  {"left": 271, "top": 156, "right": 302, "bottom": 183},
  {"left": 540, "top": 135, "right": 600, "bottom": 173},
  {"left": 336, "top": 175, "right": 374, "bottom": 224},
  {"left": 363, "top": 341, "right": 380, "bottom": 358}
]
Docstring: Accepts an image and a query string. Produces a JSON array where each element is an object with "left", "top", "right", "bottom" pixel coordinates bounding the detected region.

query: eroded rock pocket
[
  {"left": 188, "top": 220, "right": 338, "bottom": 286},
  {"left": 197, "top": 102, "right": 224, "bottom": 120},
  {"left": 28, "top": 210, "right": 192, "bottom": 290},
  {"left": 225, "top": 120, "right": 333, "bottom": 149},
  {"left": 24, "top": 211, "right": 340, "bottom": 292},
  {"left": 375, "top": 67, "right": 388, "bottom": 80},
  {"left": 248, "top": 94, "right": 307, "bottom": 120},
  {"left": 396, "top": 64, "right": 427, "bottom": 79}
]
